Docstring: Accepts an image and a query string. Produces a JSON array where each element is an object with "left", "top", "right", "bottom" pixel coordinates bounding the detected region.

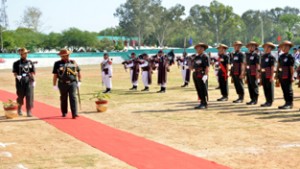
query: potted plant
[
  {"left": 90, "top": 91, "right": 110, "bottom": 112},
  {"left": 2, "top": 100, "right": 19, "bottom": 119}
]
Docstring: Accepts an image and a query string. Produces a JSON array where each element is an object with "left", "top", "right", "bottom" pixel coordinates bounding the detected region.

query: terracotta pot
[
  {"left": 95, "top": 100, "right": 108, "bottom": 112},
  {"left": 3, "top": 106, "right": 18, "bottom": 119}
]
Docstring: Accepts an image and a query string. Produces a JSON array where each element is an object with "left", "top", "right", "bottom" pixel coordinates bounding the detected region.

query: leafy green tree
[
  {"left": 115, "top": 0, "right": 159, "bottom": 48},
  {"left": 149, "top": 4, "right": 185, "bottom": 47}
]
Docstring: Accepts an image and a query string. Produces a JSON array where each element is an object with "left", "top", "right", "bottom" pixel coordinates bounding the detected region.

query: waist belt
[{"left": 59, "top": 80, "right": 75, "bottom": 84}]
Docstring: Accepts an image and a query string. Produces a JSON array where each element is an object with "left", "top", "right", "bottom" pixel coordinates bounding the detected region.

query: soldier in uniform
[
  {"left": 216, "top": 44, "right": 230, "bottom": 101},
  {"left": 52, "top": 49, "right": 81, "bottom": 119},
  {"left": 245, "top": 41, "right": 260, "bottom": 105},
  {"left": 155, "top": 50, "right": 169, "bottom": 93},
  {"left": 101, "top": 53, "right": 113, "bottom": 93},
  {"left": 276, "top": 41, "right": 295, "bottom": 109},
  {"left": 13, "top": 48, "right": 35, "bottom": 117},
  {"left": 138, "top": 53, "right": 152, "bottom": 91},
  {"left": 232, "top": 41, "right": 246, "bottom": 103},
  {"left": 122, "top": 53, "right": 140, "bottom": 90},
  {"left": 260, "top": 42, "right": 276, "bottom": 107},
  {"left": 191, "top": 43, "right": 209, "bottom": 109},
  {"left": 176, "top": 52, "right": 190, "bottom": 87}
]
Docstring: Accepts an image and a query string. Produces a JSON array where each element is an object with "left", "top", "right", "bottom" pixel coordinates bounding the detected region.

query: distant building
[{"left": 97, "top": 36, "right": 139, "bottom": 47}]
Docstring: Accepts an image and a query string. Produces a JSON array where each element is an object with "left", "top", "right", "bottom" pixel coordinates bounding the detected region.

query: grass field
[{"left": 1, "top": 64, "right": 300, "bottom": 169}]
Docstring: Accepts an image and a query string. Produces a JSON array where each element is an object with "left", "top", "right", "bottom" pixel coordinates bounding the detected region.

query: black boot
[
  {"left": 261, "top": 102, "right": 272, "bottom": 107},
  {"left": 279, "top": 103, "right": 293, "bottom": 109},
  {"left": 141, "top": 87, "right": 149, "bottom": 91},
  {"left": 103, "top": 88, "right": 111, "bottom": 93},
  {"left": 181, "top": 83, "right": 188, "bottom": 88},
  {"left": 157, "top": 87, "right": 166, "bottom": 93},
  {"left": 18, "top": 105, "right": 23, "bottom": 116},
  {"left": 246, "top": 100, "right": 256, "bottom": 105},
  {"left": 195, "top": 104, "right": 207, "bottom": 109},
  {"left": 129, "top": 86, "right": 137, "bottom": 90},
  {"left": 217, "top": 97, "right": 228, "bottom": 101},
  {"left": 233, "top": 95, "right": 243, "bottom": 103},
  {"left": 26, "top": 109, "right": 32, "bottom": 117}
]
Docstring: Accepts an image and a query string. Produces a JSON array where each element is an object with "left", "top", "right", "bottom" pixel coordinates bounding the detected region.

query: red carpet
[{"left": 0, "top": 89, "right": 230, "bottom": 169}]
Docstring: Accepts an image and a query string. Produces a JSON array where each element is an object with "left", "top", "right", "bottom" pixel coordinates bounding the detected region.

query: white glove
[
  {"left": 32, "top": 82, "right": 36, "bottom": 87},
  {"left": 16, "top": 75, "right": 22, "bottom": 81},
  {"left": 202, "top": 75, "right": 208, "bottom": 83},
  {"left": 53, "top": 86, "right": 58, "bottom": 90},
  {"left": 77, "top": 82, "right": 81, "bottom": 88}
]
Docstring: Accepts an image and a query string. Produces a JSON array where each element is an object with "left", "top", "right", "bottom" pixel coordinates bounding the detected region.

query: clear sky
[{"left": 4, "top": 0, "right": 300, "bottom": 33}]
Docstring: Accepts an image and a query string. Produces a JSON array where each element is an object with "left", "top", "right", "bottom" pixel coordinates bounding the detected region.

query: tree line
[
  {"left": 1, "top": 0, "right": 300, "bottom": 53},
  {"left": 115, "top": 0, "right": 300, "bottom": 47}
]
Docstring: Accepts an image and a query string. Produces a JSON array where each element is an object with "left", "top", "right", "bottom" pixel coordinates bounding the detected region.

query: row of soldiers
[
  {"left": 187, "top": 40, "right": 295, "bottom": 109},
  {"left": 114, "top": 40, "right": 297, "bottom": 110}
]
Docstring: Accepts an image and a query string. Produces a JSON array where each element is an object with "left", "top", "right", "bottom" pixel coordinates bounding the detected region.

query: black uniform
[
  {"left": 13, "top": 59, "right": 35, "bottom": 112},
  {"left": 277, "top": 53, "right": 294, "bottom": 107},
  {"left": 232, "top": 51, "right": 246, "bottom": 102},
  {"left": 260, "top": 53, "right": 275, "bottom": 105},
  {"left": 245, "top": 52, "right": 259, "bottom": 103},
  {"left": 192, "top": 53, "right": 209, "bottom": 108},
  {"left": 52, "top": 60, "right": 80, "bottom": 117},
  {"left": 217, "top": 54, "right": 229, "bottom": 99}
]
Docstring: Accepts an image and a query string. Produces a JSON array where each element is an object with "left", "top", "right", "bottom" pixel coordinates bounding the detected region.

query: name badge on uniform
[
  {"left": 59, "top": 67, "right": 64, "bottom": 71},
  {"left": 250, "top": 56, "right": 254, "bottom": 60},
  {"left": 234, "top": 57, "right": 238, "bottom": 60},
  {"left": 24, "top": 65, "right": 29, "bottom": 69},
  {"left": 195, "top": 60, "right": 202, "bottom": 64},
  {"left": 265, "top": 58, "right": 269, "bottom": 62},
  {"left": 284, "top": 58, "right": 288, "bottom": 62}
]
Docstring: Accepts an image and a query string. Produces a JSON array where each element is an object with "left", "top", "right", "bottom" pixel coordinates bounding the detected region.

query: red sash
[{"left": 218, "top": 57, "right": 228, "bottom": 81}]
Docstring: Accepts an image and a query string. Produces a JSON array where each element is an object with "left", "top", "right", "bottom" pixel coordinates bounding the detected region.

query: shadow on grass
[
  {"left": 132, "top": 107, "right": 198, "bottom": 113},
  {"left": 0, "top": 116, "right": 65, "bottom": 123}
]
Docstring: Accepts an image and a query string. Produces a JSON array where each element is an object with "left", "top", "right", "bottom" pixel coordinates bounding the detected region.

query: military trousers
[
  {"left": 193, "top": 72, "right": 208, "bottom": 105},
  {"left": 58, "top": 81, "right": 78, "bottom": 116},
  {"left": 218, "top": 76, "right": 228, "bottom": 98},
  {"left": 261, "top": 73, "right": 274, "bottom": 103},
  {"left": 279, "top": 78, "right": 293, "bottom": 104},
  {"left": 246, "top": 72, "right": 259, "bottom": 101},
  {"left": 15, "top": 77, "right": 34, "bottom": 110},
  {"left": 233, "top": 75, "right": 244, "bottom": 98}
]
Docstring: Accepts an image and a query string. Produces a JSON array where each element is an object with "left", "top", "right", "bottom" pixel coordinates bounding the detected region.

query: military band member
[
  {"left": 13, "top": 48, "right": 35, "bottom": 117},
  {"left": 276, "top": 41, "right": 295, "bottom": 109},
  {"left": 52, "top": 49, "right": 81, "bottom": 119},
  {"left": 191, "top": 43, "right": 209, "bottom": 109},
  {"left": 260, "top": 42, "right": 276, "bottom": 107},
  {"left": 245, "top": 41, "right": 260, "bottom": 105},
  {"left": 101, "top": 53, "right": 113, "bottom": 93},
  {"left": 216, "top": 44, "right": 230, "bottom": 101},
  {"left": 176, "top": 52, "right": 190, "bottom": 87},
  {"left": 122, "top": 53, "right": 140, "bottom": 90},
  {"left": 232, "top": 41, "right": 246, "bottom": 103},
  {"left": 139, "top": 53, "right": 152, "bottom": 91},
  {"left": 155, "top": 50, "right": 169, "bottom": 93}
]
